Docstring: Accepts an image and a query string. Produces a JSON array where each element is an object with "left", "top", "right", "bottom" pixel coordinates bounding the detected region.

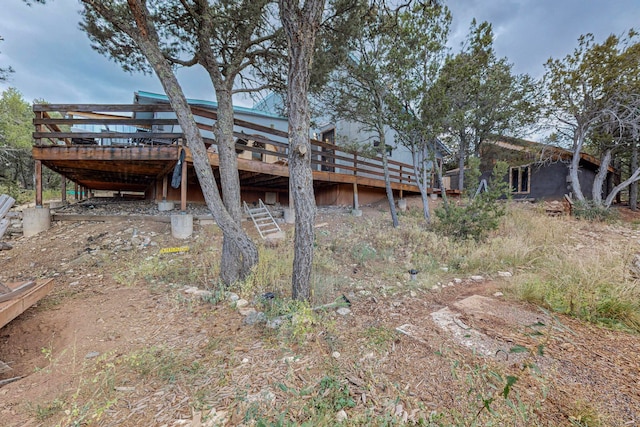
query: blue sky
[{"left": 0, "top": 0, "right": 638, "bottom": 106}]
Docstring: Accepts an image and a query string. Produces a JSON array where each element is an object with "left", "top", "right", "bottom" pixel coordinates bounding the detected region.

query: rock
[
  {"left": 332, "top": 351, "right": 341, "bottom": 359},
  {"left": 244, "top": 311, "right": 266, "bottom": 325},
  {"left": 235, "top": 298, "right": 249, "bottom": 308},
  {"left": 470, "top": 275, "right": 484, "bottom": 282},
  {"left": 85, "top": 351, "right": 100, "bottom": 359},
  {"left": 336, "top": 409, "right": 348, "bottom": 423},
  {"left": 238, "top": 307, "right": 257, "bottom": 316},
  {"left": 336, "top": 307, "right": 351, "bottom": 316},
  {"left": 184, "top": 286, "right": 213, "bottom": 298},
  {"left": 493, "top": 292, "right": 504, "bottom": 297},
  {"left": 227, "top": 292, "right": 240, "bottom": 302},
  {"left": 497, "top": 271, "right": 513, "bottom": 277},
  {"left": 266, "top": 317, "right": 284, "bottom": 329},
  {"left": 69, "top": 281, "right": 80, "bottom": 287},
  {"left": 431, "top": 285, "right": 440, "bottom": 290},
  {"left": 453, "top": 278, "right": 463, "bottom": 284}
]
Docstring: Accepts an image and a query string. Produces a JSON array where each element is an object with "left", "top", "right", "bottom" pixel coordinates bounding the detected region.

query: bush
[
  {"left": 434, "top": 159, "right": 510, "bottom": 241},
  {"left": 573, "top": 200, "right": 617, "bottom": 222}
]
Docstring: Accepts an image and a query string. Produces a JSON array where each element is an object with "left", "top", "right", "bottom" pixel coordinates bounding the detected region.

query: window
[{"left": 510, "top": 165, "right": 530, "bottom": 194}]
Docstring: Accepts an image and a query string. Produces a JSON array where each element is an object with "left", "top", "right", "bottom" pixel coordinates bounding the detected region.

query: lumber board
[
  {"left": 0, "top": 218, "right": 9, "bottom": 240},
  {"left": 0, "top": 279, "right": 55, "bottom": 330},
  {"left": 0, "top": 194, "right": 15, "bottom": 218}
]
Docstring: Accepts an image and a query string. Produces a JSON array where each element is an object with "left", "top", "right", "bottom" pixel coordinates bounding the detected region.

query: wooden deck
[
  {"left": 0, "top": 279, "right": 55, "bottom": 330},
  {"left": 32, "top": 104, "right": 428, "bottom": 205}
]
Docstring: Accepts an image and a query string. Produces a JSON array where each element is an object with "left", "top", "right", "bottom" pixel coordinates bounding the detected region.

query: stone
[
  {"left": 332, "top": 351, "right": 341, "bottom": 359},
  {"left": 493, "top": 291, "right": 504, "bottom": 297},
  {"left": 336, "top": 409, "right": 348, "bottom": 423},
  {"left": 244, "top": 311, "right": 266, "bottom": 325},
  {"left": 497, "top": 271, "right": 513, "bottom": 277},
  {"left": 238, "top": 307, "right": 256, "bottom": 316},
  {"left": 336, "top": 307, "right": 351, "bottom": 316},
  {"left": 235, "top": 298, "right": 249, "bottom": 308},
  {"left": 266, "top": 317, "right": 284, "bottom": 329},
  {"left": 470, "top": 275, "right": 484, "bottom": 282},
  {"left": 85, "top": 351, "right": 100, "bottom": 359}
]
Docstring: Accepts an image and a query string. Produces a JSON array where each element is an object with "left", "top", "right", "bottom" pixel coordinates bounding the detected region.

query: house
[
  {"left": 255, "top": 92, "right": 452, "bottom": 203},
  {"left": 31, "top": 92, "right": 424, "bottom": 211},
  {"left": 445, "top": 136, "right": 619, "bottom": 201}
]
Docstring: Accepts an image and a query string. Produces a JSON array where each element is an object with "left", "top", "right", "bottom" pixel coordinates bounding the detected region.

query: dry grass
[{"left": 19, "top": 201, "right": 640, "bottom": 426}]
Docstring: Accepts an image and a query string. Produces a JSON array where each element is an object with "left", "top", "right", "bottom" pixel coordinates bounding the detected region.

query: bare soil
[{"left": 0, "top": 198, "right": 639, "bottom": 426}]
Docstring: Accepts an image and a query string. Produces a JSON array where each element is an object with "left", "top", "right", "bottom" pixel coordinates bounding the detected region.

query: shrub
[
  {"left": 434, "top": 159, "right": 511, "bottom": 241},
  {"left": 572, "top": 200, "right": 617, "bottom": 222}
]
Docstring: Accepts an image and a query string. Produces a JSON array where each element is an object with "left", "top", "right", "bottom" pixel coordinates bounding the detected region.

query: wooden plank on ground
[
  {"left": 0, "top": 218, "right": 9, "bottom": 240},
  {"left": 0, "top": 194, "right": 15, "bottom": 218},
  {"left": 0, "top": 279, "right": 55, "bottom": 330}
]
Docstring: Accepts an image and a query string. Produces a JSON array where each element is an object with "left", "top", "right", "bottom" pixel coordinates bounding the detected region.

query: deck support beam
[
  {"left": 35, "top": 160, "right": 43, "bottom": 208},
  {"left": 180, "top": 147, "right": 187, "bottom": 212},
  {"left": 61, "top": 177, "right": 66, "bottom": 203}
]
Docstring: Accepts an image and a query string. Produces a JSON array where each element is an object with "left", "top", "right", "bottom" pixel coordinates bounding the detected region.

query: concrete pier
[
  {"left": 171, "top": 214, "right": 193, "bottom": 239},
  {"left": 23, "top": 207, "right": 51, "bottom": 237},
  {"left": 158, "top": 201, "right": 175, "bottom": 212}
]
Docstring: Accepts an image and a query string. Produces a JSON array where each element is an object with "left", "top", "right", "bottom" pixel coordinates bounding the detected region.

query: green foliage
[
  {"left": 572, "top": 200, "right": 618, "bottom": 222},
  {"left": 0, "top": 87, "right": 35, "bottom": 189},
  {"left": 434, "top": 159, "right": 510, "bottom": 241}
]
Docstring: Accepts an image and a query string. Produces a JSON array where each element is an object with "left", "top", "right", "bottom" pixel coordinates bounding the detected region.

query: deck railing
[{"left": 33, "top": 104, "right": 417, "bottom": 187}]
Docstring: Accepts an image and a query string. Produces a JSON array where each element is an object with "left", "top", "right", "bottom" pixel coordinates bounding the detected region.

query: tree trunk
[
  {"left": 569, "top": 129, "right": 586, "bottom": 202},
  {"left": 630, "top": 141, "right": 638, "bottom": 211},
  {"left": 380, "top": 134, "right": 399, "bottom": 227},
  {"left": 279, "top": 0, "right": 323, "bottom": 301},
  {"left": 127, "top": 10, "right": 258, "bottom": 285},
  {"left": 213, "top": 90, "right": 247, "bottom": 285},
  {"left": 411, "top": 144, "right": 430, "bottom": 223},
  {"left": 591, "top": 149, "right": 611, "bottom": 206},
  {"left": 605, "top": 166, "right": 640, "bottom": 207},
  {"left": 457, "top": 132, "right": 466, "bottom": 192}
]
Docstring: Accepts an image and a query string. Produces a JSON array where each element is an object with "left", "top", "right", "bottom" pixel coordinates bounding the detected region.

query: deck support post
[
  {"left": 61, "top": 177, "right": 66, "bottom": 204},
  {"left": 352, "top": 182, "right": 362, "bottom": 216},
  {"left": 35, "top": 160, "right": 43, "bottom": 208},
  {"left": 158, "top": 174, "right": 174, "bottom": 211},
  {"left": 180, "top": 147, "right": 187, "bottom": 212}
]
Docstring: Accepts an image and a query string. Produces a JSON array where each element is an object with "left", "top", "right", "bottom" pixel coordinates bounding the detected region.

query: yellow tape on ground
[{"left": 159, "top": 246, "right": 190, "bottom": 254}]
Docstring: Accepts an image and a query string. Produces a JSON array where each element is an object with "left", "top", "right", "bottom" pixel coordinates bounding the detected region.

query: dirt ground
[{"left": 0, "top": 197, "right": 639, "bottom": 426}]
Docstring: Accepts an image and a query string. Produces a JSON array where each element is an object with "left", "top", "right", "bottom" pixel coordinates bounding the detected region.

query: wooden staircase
[{"left": 244, "top": 199, "right": 281, "bottom": 239}]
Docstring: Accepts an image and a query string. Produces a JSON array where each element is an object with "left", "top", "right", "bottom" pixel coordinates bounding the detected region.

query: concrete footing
[
  {"left": 398, "top": 199, "right": 407, "bottom": 212},
  {"left": 23, "top": 207, "right": 51, "bottom": 237},
  {"left": 158, "top": 201, "right": 175, "bottom": 212},
  {"left": 283, "top": 208, "right": 295, "bottom": 224},
  {"left": 171, "top": 214, "right": 193, "bottom": 239},
  {"left": 352, "top": 209, "right": 362, "bottom": 217}
]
